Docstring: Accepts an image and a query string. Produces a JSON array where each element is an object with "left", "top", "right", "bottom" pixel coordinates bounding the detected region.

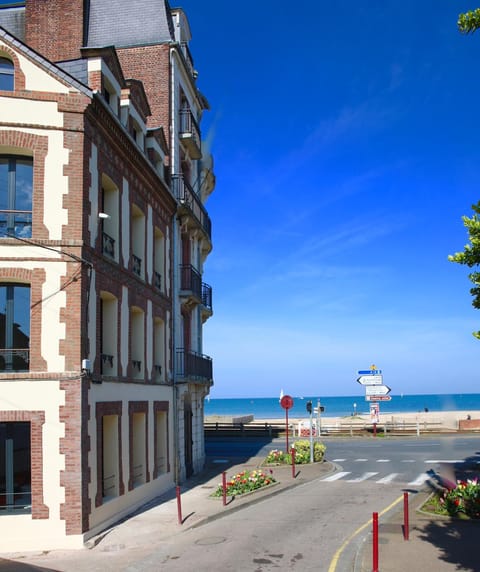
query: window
[
  {"left": 0, "top": 422, "right": 31, "bottom": 513},
  {"left": 101, "top": 177, "right": 119, "bottom": 262},
  {"left": 155, "top": 409, "right": 168, "bottom": 475},
  {"left": 0, "top": 156, "right": 33, "bottom": 238},
  {"left": 100, "top": 293, "right": 117, "bottom": 376},
  {"left": 0, "top": 284, "right": 30, "bottom": 372},
  {"left": 130, "top": 307, "right": 144, "bottom": 379},
  {"left": 0, "top": 58, "right": 14, "bottom": 91},
  {"left": 102, "top": 415, "right": 119, "bottom": 501}
]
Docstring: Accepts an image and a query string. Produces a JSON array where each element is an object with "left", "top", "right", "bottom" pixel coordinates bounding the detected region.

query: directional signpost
[
  {"left": 357, "top": 374, "right": 383, "bottom": 386},
  {"left": 356, "top": 365, "right": 391, "bottom": 437},
  {"left": 365, "top": 384, "right": 391, "bottom": 396}
]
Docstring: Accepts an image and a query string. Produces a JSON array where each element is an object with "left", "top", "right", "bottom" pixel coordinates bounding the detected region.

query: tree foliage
[
  {"left": 449, "top": 202, "right": 480, "bottom": 339},
  {"left": 458, "top": 9, "right": 480, "bottom": 34}
]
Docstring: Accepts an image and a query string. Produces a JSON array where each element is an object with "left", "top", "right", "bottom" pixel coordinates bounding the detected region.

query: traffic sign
[
  {"left": 280, "top": 395, "right": 294, "bottom": 410},
  {"left": 365, "top": 395, "right": 392, "bottom": 402},
  {"left": 358, "top": 369, "right": 382, "bottom": 375},
  {"left": 365, "top": 384, "right": 391, "bottom": 396},
  {"left": 357, "top": 374, "right": 383, "bottom": 386}
]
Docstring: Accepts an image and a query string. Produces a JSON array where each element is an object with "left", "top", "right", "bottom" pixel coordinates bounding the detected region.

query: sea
[{"left": 204, "top": 393, "right": 480, "bottom": 420}]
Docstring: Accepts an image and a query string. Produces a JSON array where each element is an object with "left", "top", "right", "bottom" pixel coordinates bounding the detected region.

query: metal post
[
  {"left": 316, "top": 399, "right": 321, "bottom": 437},
  {"left": 404, "top": 492, "right": 409, "bottom": 540},
  {"left": 309, "top": 409, "right": 314, "bottom": 462},
  {"left": 291, "top": 447, "right": 296, "bottom": 478},
  {"left": 176, "top": 485, "right": 182, "bottom": 525},
  {"left": 222, "top": 471, "right": 227, "bottom": 506},
  {"left": 372, "top": 511, "right": 379, "bottom": 572},
  {"left": 285, "top": 407, "right": 289, "bottom": 453}
]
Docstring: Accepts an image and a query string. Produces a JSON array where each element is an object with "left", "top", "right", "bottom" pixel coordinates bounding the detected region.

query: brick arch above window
[{"left": 0, "top": 48, "right": 25, "bottom": 91}]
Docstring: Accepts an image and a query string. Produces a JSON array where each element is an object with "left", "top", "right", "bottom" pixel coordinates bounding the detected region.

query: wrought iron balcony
[
  {"left": 100, "top": 353, "right": 114, "bottom": 375},
  {"left": 132, "top": 254, "right": 142, "bottom": 277},
  {"left": 179, "top": 109, "right": 201, "bottom": 159},
  {"left": 0, "top": 348, "right": 29, "bottom": 372},
  {"left": 176, "top": 349, "right": 213, "bottom": 383},
  {"left": 154, "top": 271, "right": 162, "bottom": 291},
  {"left": 201, "top": 282, "right": 213, "bottom": 322},
  {"left": 180, "top": 264, "right": 202, "bottom": 306},
  {"left": 201, "top": 282, "right": 212, "bottom": 311},
  {"left": 0, "top": 210, "right": 32, "bottom": 238},
  {"left": 102, "top": 232, "right": 115, "bottom": 259},
  {"left": 171, "top": 174, "right": 212, "bottom": 241}
]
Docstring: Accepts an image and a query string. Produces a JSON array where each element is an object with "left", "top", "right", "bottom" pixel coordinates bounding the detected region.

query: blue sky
[
  {"left": 2, "top": 1, "right": 479, "bottom": 398},
  {"left": 181, "top": 0, "right": 480, "bottom": 398}
]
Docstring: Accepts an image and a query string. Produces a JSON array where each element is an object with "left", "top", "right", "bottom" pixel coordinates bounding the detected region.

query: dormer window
[{"left": 0, "top": 57, "right": 14, "bottom": 91}]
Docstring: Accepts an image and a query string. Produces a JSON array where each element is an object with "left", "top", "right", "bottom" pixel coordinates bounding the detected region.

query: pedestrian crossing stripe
[
  {"left": 346, "top": 472, "right": 378, "bottom": 482},
  {"left": 376, "top": 473, "right": 399, "bottom": 484},
  {"left": 323, "top": 471, "right": 351, "bottom": 481}
]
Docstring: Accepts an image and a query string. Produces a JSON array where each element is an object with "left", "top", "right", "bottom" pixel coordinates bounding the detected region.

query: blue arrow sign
[{"left": 358, "top": 369, "right": 382, "bottom": 375}]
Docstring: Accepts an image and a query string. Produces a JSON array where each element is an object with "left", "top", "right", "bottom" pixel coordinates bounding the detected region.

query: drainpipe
[{"left": 170, "top": 45, "right": 181, "bottom": 486}]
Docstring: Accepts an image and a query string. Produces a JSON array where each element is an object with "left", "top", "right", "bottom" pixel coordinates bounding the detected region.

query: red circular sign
[{"left": 280, "top": 395, "right": 294, "bottom": 410}]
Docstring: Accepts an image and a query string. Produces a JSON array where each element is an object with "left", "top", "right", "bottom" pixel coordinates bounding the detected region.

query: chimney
[{"left": 25, "top": 0, "right": 86, "bottom": 62}]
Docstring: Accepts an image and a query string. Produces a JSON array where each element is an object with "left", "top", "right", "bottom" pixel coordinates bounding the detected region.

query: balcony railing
[
  {"left": 201, "top": 282, "right": 213, "bottom": 312},
  {"left": 102, "top": 232, "right": 115, "bottom": 259},
  {"left": 0, "top": 348, "right": 29, "bottom": 372},
  {"left": 171, "top": 175, "right": 211, "bottom": 240},
  {"left": 176, "top": 349, "right": 213, "bottom": 382},
  {"left": 132, "top": 254, "right": 142, "bottom": 277},
  {"left": 0, "top": 210, "right": 32, "bottom": 238},
  {"left": 100, "top": 353, "right": 114, "bottom": 375},
  {"left": 180, "top": 264, "right": 202, "bottom": 302},
  {"left": 154, "top": 271, "right": 162, "bottom": 291},
  {"left": 179, "top": 109, "right": 201, "bottom": 159},
  {"left": 180, "top": 42, "right": 195, "bottom": 78}
]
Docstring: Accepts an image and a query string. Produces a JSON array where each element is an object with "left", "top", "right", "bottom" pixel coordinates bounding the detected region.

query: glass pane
[
  {"left": 0, "top": 285, "right": 30, "bottom": 371},
  {"left": 0, "top": 58, "right": 14, "bottom": 92},
  {"left": 0, "top": 158, "right": 7, "bottom": 213},
  {"left": 12, "top": 423, "right": 31, "bottom": 509},
  {"left": 14, "top": 160, "right": 33, "bottom": 212},
  {"left": 0, "top": 423, "right": 31, "bottom": 513}
]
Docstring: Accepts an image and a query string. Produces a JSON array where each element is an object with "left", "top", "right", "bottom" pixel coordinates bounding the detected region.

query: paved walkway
[{"left": 0, "top": 453, "right": 478, "bottom": 571}]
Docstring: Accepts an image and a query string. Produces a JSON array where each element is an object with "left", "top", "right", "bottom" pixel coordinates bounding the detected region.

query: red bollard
[
  {"left": 372, "top": 511, "right": 379, "bottom": 572},
  {"left": 404, "top": 492, "right": 409, "bottom": 541},
  {"left": 291, "top": 447, "right": 296, "bottom": 479},
  {"left": 222, "top": 471, "right": 227, "bottom": 506},
  {"left": 176, "top": 485, "right": 182, "bottom": 525}
]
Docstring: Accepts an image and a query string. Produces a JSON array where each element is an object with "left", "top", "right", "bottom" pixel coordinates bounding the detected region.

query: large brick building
[{"left": 0, "top": 0, "right": 215, "bottom": 550}]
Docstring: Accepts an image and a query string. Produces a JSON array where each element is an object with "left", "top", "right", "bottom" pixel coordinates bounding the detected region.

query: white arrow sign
[
  {"left": 365, "top": 384, "right": 391, "bottom": 396},
  {"left": 357, "top": 374, "right": 383, "bottom": 386}
]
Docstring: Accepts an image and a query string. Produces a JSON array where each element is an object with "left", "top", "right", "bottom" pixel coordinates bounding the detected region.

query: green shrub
[{"left": 265, "top": 440, "right": 326, "bottom": 465}]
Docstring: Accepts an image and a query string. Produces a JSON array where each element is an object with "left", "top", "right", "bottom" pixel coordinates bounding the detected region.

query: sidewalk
[
  {"left": 1, "top": 454, "right": 479, "bottom": 571},
  {"left": 354, "top": 490, "right": 480, "bottom": 572}
]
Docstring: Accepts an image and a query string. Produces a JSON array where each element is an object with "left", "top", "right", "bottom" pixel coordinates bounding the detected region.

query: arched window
[{"left": 0, "top": 57, "right": 14, "bottom": 91}]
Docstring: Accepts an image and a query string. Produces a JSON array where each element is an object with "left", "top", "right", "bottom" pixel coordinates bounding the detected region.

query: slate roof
[
  {"left": 0, "top": 3, "right": 25, "bottom": 41},
  {"left": 86, "top": 0, "right": 175, "bottom": 48}
]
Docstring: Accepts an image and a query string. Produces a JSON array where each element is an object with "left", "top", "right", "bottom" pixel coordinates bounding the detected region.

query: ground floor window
[{"left": 0, "top": 422, "right": 31, "bottom": 513}]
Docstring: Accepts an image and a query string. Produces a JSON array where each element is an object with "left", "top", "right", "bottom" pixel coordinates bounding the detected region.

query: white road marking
[
  {"left": 346, "top": 472, "right": 378, "bottom": 483},
  {"left": 331, "top": 458, "right": 346, "bottom": 462},
  {"left": 376, "top": 459, "right": 390, "bottom": 463},
  {"left": 408, "top": 473, "right": 431, "bottom": 486},
  {"left": 323, "top": 471, "right": 351, "bottom": 482},
  {"left": 376, "top": 473, "right": 399, "bottom": 484},
  {"left": 402, "top": 459, "right": 416, "bottom": 463},
  {"left": 425, "top": 460, "right": 465, "bottom": 464},
  {"left": 354, "top": 458, "right": 368, "bottom": 462}
]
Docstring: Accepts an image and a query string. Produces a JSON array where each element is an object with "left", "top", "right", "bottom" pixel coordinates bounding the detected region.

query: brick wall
[
  {"left": 117, "top": 45, "right": 171, "bottom": 131},
  {"left": 25, "top": 0, "right": 85, "bottom": 63}
]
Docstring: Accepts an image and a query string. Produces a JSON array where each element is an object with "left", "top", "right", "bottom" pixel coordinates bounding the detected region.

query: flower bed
[
  {"left": 422, "top": 478, "right": 480, "bottom": 519},
  {"left": 212, "top": 469, "right": 276, "bottom": 497},
  {"left": 265, "top": 440, "right": 326, "bottom": 465}
]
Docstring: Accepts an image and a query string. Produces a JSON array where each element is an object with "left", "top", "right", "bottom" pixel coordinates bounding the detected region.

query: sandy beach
[{"left": 205, "top": 410, "right": 480, "bottom": 431}]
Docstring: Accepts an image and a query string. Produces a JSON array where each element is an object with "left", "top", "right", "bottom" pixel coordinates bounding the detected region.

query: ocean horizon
[{"left": 204, "top": 393, "right": 480, "bottom": 420}]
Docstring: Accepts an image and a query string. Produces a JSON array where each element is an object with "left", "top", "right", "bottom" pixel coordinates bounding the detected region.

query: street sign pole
[{"left": 309, "top": 408, "right": 313, "bottom": 463}]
